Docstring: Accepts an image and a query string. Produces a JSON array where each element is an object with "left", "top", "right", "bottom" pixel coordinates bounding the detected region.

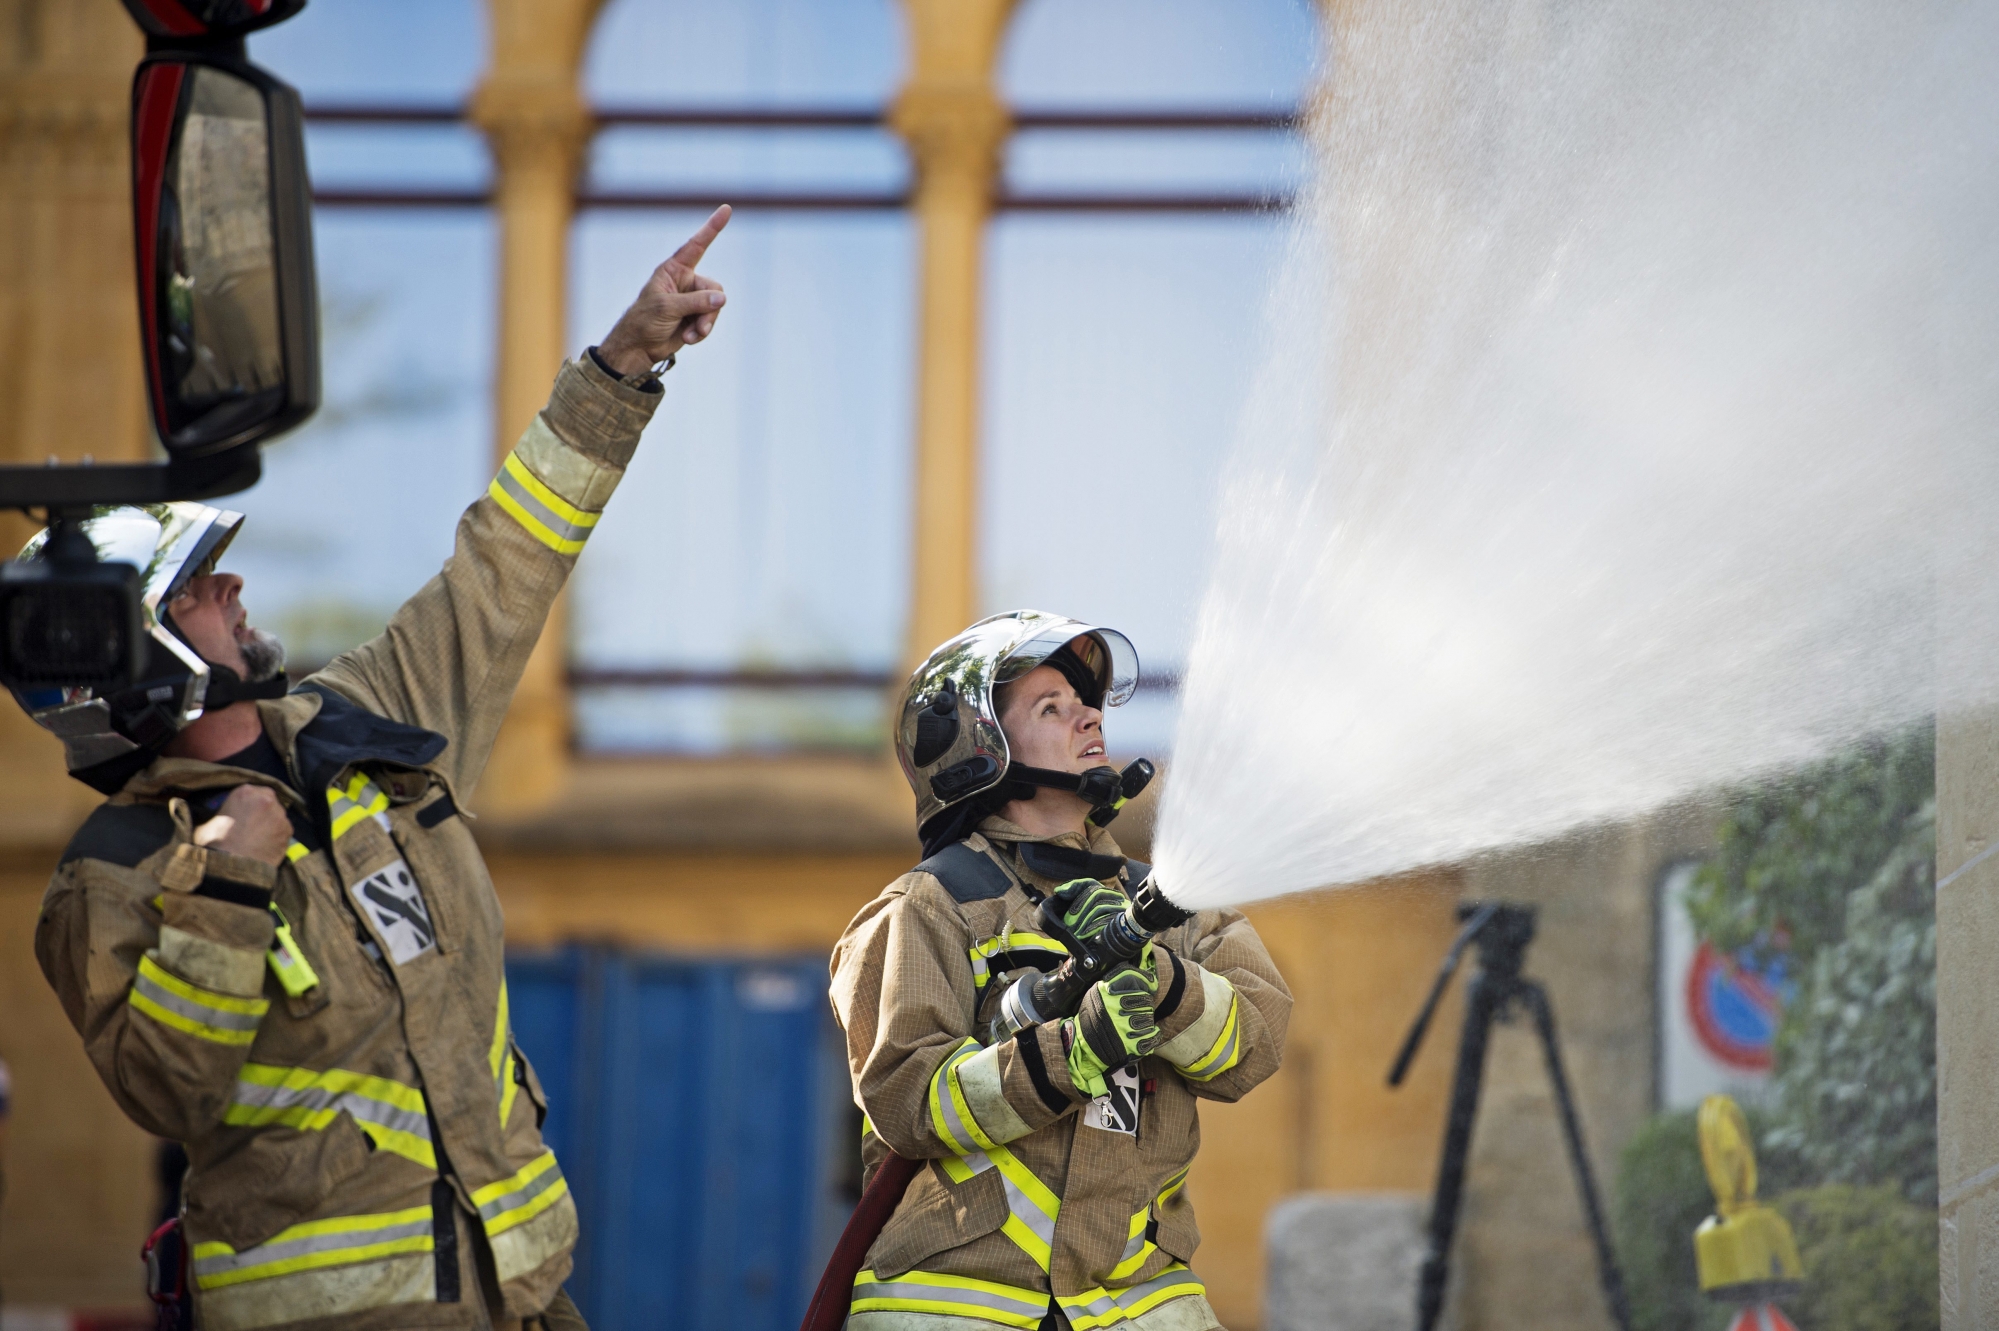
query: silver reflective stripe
[
  {"left": 1120, "top": 1224, "right": 1149, "bottom": 1265},
  {"left": 193, "top": 1216, "right": 432, "bottom": 1281},
  {"left": 229, "top": 1079, "right": 431, "bottom": 1143},
  {"left": 1187, "top": 1003, "right": 1241, "bottom": 1079},
  {"left": 996, "top": 1164, "right": 1058, "bottom": 1254},
  {"left": 853, "top": 1275, "right": 1048, "bottom": 1320},
  {"left": 133, "top": 971, "right": 261, "bottom": 1032},
  {"left": 1064, "top": 1290, "right": 1122, "bottom": 1322},
  {"left": 476, "top": 1158, "right": 566, "bottom": 1224},
  {"left": 931, "top": 1042, "right": 984, "bottom": 1153},
  {"left": 1114, "top": 1266, "right": 1203, "bottom": 1311},
  {"left": 493, "top": 464, "right": 594, "bottom": 546}
]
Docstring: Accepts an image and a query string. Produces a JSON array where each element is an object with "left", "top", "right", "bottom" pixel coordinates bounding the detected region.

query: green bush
[
  {"left": 1772, "top": 1184, "right": 1939, "bottom": 1331},
  {"left": 1685, "top": 727, "right": 1938, "bottom": 1205}
]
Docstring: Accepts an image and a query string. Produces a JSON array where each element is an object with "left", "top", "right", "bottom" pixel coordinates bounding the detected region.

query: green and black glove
[
  {"left": 1051, "top": 877, "right": 1128, "bottom": 951},
  {"left": 1064, "top": 960, "right": 1159, "bottom": 1099}
]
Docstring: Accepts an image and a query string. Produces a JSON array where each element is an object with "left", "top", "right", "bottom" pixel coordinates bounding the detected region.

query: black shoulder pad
[
  {"left": 60, "top": 802, "right": 175, "bottom": 868},
  {"left": 1124, "top": 858, "right": 1152, "bottom": 884},
  {"left": 913, "top": 841, "right": 1015, "bottom": 903}
]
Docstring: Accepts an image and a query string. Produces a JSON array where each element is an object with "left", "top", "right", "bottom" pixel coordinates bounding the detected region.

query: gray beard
[{"left": 239, "top": 626, "right": 288, "bottom": 683}]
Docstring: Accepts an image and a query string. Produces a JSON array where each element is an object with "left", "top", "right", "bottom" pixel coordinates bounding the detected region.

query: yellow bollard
[{"left": 1693, "top": 1094, "right": 1804, "bottom": 1331}]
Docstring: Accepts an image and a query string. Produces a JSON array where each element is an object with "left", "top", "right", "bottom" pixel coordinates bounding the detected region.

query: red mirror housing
[{"left": 131, "top": 53, "right": 319, "bottom": 457}]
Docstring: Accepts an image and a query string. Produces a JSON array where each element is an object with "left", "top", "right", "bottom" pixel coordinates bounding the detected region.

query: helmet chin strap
[
  {"left": 1003, "top": 758, "right": 1156, "bottom": 828},
  {"left": 200, "top": 663, "right": 290, "bottom": 709},
  {"left": 1004, "top": 763, "right": 1123, "bottom": 809}
]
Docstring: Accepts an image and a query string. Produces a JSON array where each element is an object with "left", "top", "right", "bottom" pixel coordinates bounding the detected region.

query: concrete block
[{"left": 1264, "top": 1192, "right": 1432, "bottom": 1331}]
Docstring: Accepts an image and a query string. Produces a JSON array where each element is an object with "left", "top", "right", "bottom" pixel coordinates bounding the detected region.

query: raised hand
[{"left": 597, "top": 204, "right": 732, "bottom": 376}]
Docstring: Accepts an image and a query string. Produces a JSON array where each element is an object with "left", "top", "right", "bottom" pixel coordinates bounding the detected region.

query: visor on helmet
[{"left": 11, "top": 503, "right": 247, "bottom": 790}]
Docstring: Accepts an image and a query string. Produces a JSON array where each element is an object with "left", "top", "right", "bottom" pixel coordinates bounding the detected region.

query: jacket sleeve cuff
[
  {"left": 1152, "top": 948, "right": 1203, "bottom": 1043},
  {"left": 198, "top": 848, "right": 278, "bottom": 891},
  {"left": 161, "top": 890, "right": 276, "bottom": 955},
  {"left": 545, "top": 351, "right": 664, "bottom": 469},
  {"left": 1155, "top": 963, "right": 1242, "bottom": 1079}
]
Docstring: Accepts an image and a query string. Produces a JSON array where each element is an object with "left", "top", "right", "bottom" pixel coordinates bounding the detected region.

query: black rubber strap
[
  {"left": 1013, "top": 1027, "right": 1070, "bottom": 1116},
  {"left": 193, "top": 878, "right": 274, "bottom": 911},
  {"left": 432, "top": 1179, "right": 460, "bottom": 1302},
  {"left": 1155, "top": 950, "right": 1188, "bottom": 1021}
]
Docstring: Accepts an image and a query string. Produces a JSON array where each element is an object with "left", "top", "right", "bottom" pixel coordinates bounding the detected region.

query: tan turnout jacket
[
  {"left": 35, "top": 354, "right": 661, "bottom": 1331},
  {"left": 830, "top": 819, "right": 1291, "bottom": 1331}
]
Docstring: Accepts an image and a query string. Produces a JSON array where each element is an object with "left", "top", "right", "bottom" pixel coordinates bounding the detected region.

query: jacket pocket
[
  {"left": 870, "top": 1160, "right": 1011, "bottom": 1279},
  {"left": 189, "top": 1109, "right": 377, "bottom": 1251}
]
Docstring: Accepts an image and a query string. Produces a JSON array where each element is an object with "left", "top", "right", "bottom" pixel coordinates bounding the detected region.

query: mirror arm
[{"left": 0, "top": 443, "right": 261, "bottom": 510}]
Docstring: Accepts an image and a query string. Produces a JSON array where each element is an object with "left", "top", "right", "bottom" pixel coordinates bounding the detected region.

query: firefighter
[
  {"left": 831, "top": 610, "right": 1293, "bottom": 1331},
  {"left": 26, "top": 207, "right": 732, "bottom": 1331}
]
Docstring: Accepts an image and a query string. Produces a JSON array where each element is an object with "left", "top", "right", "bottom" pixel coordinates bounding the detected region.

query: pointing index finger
[{"left": 669, "top": 204, "right": 732, "bottom": 271}]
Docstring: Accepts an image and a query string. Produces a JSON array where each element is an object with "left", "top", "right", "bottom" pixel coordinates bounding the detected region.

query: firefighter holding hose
[
  {"left": 828, "top": 611, "right": 1292, "bottom": 1331},
  {"left": 23, "top": 208, "right": 731, "bottom": 1331}
]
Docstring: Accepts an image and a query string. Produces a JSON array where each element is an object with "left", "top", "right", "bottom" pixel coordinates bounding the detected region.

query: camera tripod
[{"left": 1387, "top": 902, "right": 1632, "bottom": 1331}]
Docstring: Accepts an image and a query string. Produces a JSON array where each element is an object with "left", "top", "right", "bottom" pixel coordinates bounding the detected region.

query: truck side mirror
[
  {"left": 131, "top": 51, "right": 319, "bottom": 458},
  {"left": 119, "top": 0, "right": 308, "bottom": 40}
]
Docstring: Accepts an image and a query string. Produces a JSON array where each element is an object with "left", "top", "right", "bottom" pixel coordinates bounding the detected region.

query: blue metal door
[{"left": 506, "top": 947, "right": 846, "bottom": 1331}]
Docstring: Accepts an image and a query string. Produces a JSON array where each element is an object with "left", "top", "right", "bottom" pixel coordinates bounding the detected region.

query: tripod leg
[
  {"left": 1415, "top": 972, "right": 1497, "bottom": 1331},
  {"left": 1521, "top": 981, "right": 1633, "bottom": 1331}
]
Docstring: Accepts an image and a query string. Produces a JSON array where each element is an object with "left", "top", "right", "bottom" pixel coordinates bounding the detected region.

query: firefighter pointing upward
[
  {"left": 832, "top": 612, "right": 1292, "bottom": 1331},
  {"left": 26, "top": 207, "right": 731, "bottom": 1331}
]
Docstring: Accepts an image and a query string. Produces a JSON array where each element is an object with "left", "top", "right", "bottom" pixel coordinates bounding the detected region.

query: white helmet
[
  {"left": 12, "top": 503, "right": 268, "bottom": 792},
  {"left": 897, "top": 609, "right": 1143, "bottom": 847}
]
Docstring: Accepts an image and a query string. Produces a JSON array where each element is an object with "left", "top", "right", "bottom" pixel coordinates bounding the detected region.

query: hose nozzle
[{"left": 986, "top": 872, "right": 1193, "bottom": 1044}]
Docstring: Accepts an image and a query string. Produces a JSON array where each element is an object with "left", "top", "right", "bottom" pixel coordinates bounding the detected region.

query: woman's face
[{"left": 997, "top": 662, "right": 1108, "bottom": 774}]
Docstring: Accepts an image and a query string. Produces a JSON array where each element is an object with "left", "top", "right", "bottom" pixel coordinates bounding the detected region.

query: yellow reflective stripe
[
  {"left": 225, "top": 1064, "right": 435, "bottom": 1169},
  {"left": 1058, "top": 1264, "right": 1207, "bottom": 1331},
  {"left": 967, "top": 931, "right": 1070, "bottom": 990},
  {"left": 946, "top": 1058, "right": 1002, "bottom": 1154},
  {"left": 988, "top": 1144, "right": 1060, "bottom": 1270},
  {"left": 327, "top": 774, "right": 389, "bottom": 840},
  {"left": 927, "top": 1038, "right": 982, "bottom": 1156},
  {"left": 938, "top": 1152, "right": 984, "bottom": 1184},
  {"left": 1108, "top": 1205, "right": 1154, "bottom": 1281},
  {"left": 191, "top": 1205, "right": 433, "bottom": 1289},
  {"left": 1115, "top": 1266, "right": 1207, "bottom": 1321},
  {"left": 1180, "top": 995, "right": 1242, "bottom": 1081},
  {"left": 1157, "top": 1166, "right": 1190, "bottom": 1207},
  {"left": 285, "top": 839, "right": 309, "bottom": 863},
  {"left": 137, "top": 955, "right": 267, "bottom": 1014},
  {"left": 129, "top": 955, "right": 268, "bottom": 1046},
  {"left": 490, "top": 982, "right": 520, "bottom": 1125},
  {"left": 851, "top": 1268, "right": 1048, "bottom": 1331},
  {"left": 499, "top": 1051, "right": 520, "bottom": 1126},
  {"left": 489, "top": 452, "right": 599, "bottom": 555},
  {"left": 473, "top": 1151, "right": 569, "bottom": 1237}
]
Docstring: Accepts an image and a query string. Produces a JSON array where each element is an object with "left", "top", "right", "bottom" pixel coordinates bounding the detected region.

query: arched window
[
  {"left": 570, "top": 0, "right": 914, "bottom": 754},
  {"left": 986, "top": 0, "right": 1322, "bottom": 752},
  {"left": 238, "top": 0, "right": 494, "bottom": 665}
]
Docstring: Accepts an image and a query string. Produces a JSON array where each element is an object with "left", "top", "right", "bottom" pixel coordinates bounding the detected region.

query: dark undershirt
[{"left": 218, "top": 731, "right": 323, "bottom": 853}]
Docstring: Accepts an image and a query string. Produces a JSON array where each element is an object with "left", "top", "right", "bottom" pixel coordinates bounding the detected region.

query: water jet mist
[{"left": 1152, "top": 0, "right": 1999, "bottom": 910}]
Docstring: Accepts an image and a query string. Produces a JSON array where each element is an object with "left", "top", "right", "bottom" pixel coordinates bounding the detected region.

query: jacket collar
[
  {"left": 978, "top": 815, "right": 1127, "bottom": 893},
  {"left": 120, "top": 685, "right": 448, "bottom": 817}
]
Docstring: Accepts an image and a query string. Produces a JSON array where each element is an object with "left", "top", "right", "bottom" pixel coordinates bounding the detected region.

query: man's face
[
  {"left": 997, "top": 662, "right": 1108, "bottom": 775},
  {"left": 166, "top": 572, "right": 283, "bottom": 681}
]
